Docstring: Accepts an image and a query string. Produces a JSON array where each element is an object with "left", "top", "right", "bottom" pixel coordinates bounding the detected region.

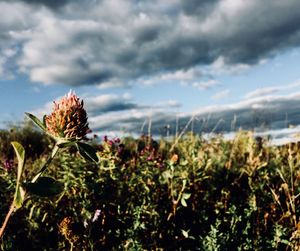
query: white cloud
[
  {"left": 208, "top": 56, "right": 251, "bottom": 75},
  {"left": 211, "top": 89, "right": 230, "bottom": 100},
  {"left": 0, "top": 0, "right": 299, "bottom": 87},
  {"left": 30, "top": 100, "right": 53, "bottom": 118},
  {"left": 139, "top": 67, "right": 202, "bottom": 86},
  {"left": 29, "top": 89, "right": 300, "bottom": 137},
  {"left": 244, "top": 79, "right": 300, "bottom": 99},
  {"left": 155, "top": 99, "right": 182, "bottom": 108},
  {"left": 192, "top": 79, "right": 219, "bottom": 90}
]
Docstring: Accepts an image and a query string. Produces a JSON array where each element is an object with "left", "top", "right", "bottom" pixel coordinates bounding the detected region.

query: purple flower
[
  {"left": 4, "top": 159, "right": 14, "bottom": 171},
  {"left": 114, "top": 137, "right": 120, "bottom": 144}
]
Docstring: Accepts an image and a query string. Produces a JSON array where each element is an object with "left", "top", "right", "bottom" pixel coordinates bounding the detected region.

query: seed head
[{"left": 45, "top": 91, "right": 90, "bottom": 139}]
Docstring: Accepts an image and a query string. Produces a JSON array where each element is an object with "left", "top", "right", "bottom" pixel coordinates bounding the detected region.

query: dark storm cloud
[
  {"left": 0, "top": 0, "right": 72, "bottom": 9},
  {"left": 160, "top": 95, "right": 300, "bottom": 135},
  {"left": 216, "top": 3, "right": 300, "bottom": 64},
  {"left": 85, "top": 94, "right": 142, "bottom": 114},
  {"left": 2, "top": 0, "right": 300, "bottom": 86},
  {"left": 89, "top": 93, "right": 300, "bottom": 136},
  {"left": 180, "top": 0, "right": 220, "bottom": 16}
]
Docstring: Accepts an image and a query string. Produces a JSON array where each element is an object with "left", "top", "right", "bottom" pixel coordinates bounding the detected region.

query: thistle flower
[{"left": 45, "top": 91, "right": 90, "bottom": 140}]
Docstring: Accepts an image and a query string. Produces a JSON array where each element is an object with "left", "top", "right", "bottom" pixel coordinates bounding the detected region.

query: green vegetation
[{"left": 1, "top": 125, "right": 300, "bottom": 250}]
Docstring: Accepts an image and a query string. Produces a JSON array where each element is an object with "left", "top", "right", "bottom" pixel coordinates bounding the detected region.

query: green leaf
[
  {"left": 181, "top": 198, "right": 187, "bottom": 207},
  {"left": 11, "top": 142, "right": 25, "bottom": 183},
  {"left": 162, "top": 170, "right": 172, "bottom": 181},
  {"left": 56, "top": 139, "right": 76, "bottom": 148},
  {"left": 42, "top": 115, "right": 47, "bottom": 128},
  {"left": 14, "top": 186, "right": 25, "bottom": 209},
  {"left": 182, "top": 193, "right": 191, "bottom": 200},
  {"left": 76, "top": 142, "right": 99, "bottom": 163},
  {"left": 181, "top": 229, "right": 189, "bottom": 238},
  {"left": 25, "top": 112, "right": 46, "bottom": 131},
  {"left": 11, "top": 142, "right": 26, "bottom": 208},
  {"left": 25, "top": 177, "right": 64, "bottom": 197}
]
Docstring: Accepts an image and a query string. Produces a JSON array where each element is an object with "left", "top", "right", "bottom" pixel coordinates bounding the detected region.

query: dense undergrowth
[{"left": 1, "top": 124, "right": 300, "bottom": 250}]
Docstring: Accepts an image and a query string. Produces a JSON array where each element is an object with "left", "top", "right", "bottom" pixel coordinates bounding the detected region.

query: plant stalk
[
  {"left": 1, "top": 144, "right": 60, "bottom": 239},
  {"left": 32, "top": 144, "right": 59, "bottom": 182},
  {"left": 0, "top": 202, "right": 15, "bottom": 240}
]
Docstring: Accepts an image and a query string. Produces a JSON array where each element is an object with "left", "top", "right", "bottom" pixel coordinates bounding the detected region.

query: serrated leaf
[
  {"left": 25, "top": 112, "right": 46, "bottom": 131},
  {"left": 77, "top": 142, "right": 99, "bottom": 163},
  {"left": 25, "top": 177, "right": 64, "bottom": 197}
]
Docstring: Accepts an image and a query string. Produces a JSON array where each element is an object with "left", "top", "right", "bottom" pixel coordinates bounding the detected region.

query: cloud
[
  {"left": 0, "top": 1, "right": 38, "bottom": 78},
  {"left": 0, "top": 0, "right": 74, "bottom": 9},
  {"left": 192, "top": 79, "right": 219, "bottom": 90},
  {"left": 211, "top": 89, "right": 230, "bottom": 100},
  {"left": 139, "top": 67, "right": 202, "bottom": 86},
  {"left": 0, "top": 48, "right": 17, "bottom": 78},
  {"left": 31, "top": 89, "right": 300, "bottom": 138},
  {"left": 208, "top": 56, "right": 252, "bottom": 75},
  {"left": 85, "top": 93, "right": 143, "bottom": 114},
  {"left": 155, "top": 100, "right": 182, "bottom": 109},
  {"left": 244, "top": 79, "right": 300, "bottom": 99},
  {"left": 31, "top": 92, "right": 144, "bottom": 117},
  {"left": 0, "top": 0, "right": 300, "bottom": 86},
  {"left": 86, "top": 92, "right": 300, "bottom": 136}
]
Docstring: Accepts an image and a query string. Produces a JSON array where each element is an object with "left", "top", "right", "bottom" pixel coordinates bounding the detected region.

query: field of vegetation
[{"left": 1, "top": 122, "right": 300, "bottom": 250}]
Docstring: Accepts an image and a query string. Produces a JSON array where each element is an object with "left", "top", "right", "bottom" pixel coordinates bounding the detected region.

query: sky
[{"left": 1, "top": 0, "right": 300, "bottom": 140}]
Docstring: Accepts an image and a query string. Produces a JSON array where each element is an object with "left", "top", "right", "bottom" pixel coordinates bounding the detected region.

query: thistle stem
[
  {"left": 0, "top": 202, "right": 15, "bottom": 240},
  {"left": 1, "top": 143, "right": 60, "bottom": 239},
  {"left": 32, "top": 144, "right": 60, "bottom": 183}
]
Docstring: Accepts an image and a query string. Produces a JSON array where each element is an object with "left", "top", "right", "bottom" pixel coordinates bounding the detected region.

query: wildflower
[
  {"left": 108, "top": 140, "right": 114, "bottom": 147},
  {"left": 114, "top": 137, "right": 120, "bottom": 144},
  {"left": 45, "top": 91, "right": 90, "bottom": 140},
  {"left": 147, "top": 156, "right": 153, "bottom": 161},
  {"left": 3, "top": 159, "right": 14, "bottom": 171}
]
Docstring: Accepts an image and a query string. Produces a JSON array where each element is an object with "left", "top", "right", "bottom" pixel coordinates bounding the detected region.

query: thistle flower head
[{"left": 45, "top": 91, "right": 90, "bottom": 140}]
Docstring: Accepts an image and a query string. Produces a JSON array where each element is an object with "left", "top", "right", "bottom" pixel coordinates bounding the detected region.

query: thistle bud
[{"left": 45, "top": 91, "right": 90, "bottom": 140}]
